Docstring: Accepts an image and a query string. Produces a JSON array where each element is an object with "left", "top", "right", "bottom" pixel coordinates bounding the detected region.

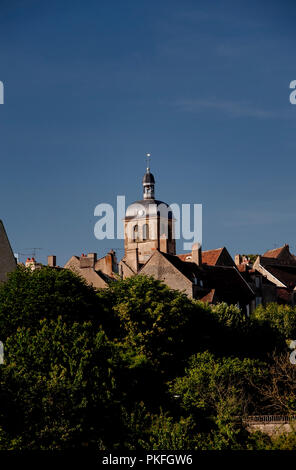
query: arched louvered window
[
  {"left": 133, "top": 224, "right": 139, "bottom": 241},
  {"left": 160, "top": 222, "right": 168, "bottom": 237},
  {"left": 143, "top": 223, "right": 149, "bottom": 240}
]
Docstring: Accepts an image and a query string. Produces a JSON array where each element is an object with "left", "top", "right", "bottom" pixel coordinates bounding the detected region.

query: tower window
[
  {"left": 143, "top": 223, "right": 149, "bottom": 240},
  {"left": 160, "top": 222, "right": 168, "bottom": 237},
  {"left": 133, "top": 224, "right": 139, "bottom": 241}
]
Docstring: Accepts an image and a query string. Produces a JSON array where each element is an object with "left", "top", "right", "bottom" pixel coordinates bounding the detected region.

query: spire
[
  {"left": 146, "top": 152, "right": 151, "bottom": 171},
  {"left": 142, "top": 153, "right": 155, "bottom": 200}
]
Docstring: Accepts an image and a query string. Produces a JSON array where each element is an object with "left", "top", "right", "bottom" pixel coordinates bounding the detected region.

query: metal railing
[{"left": 244, "top": 415, "right": 296, "bottom": 423}]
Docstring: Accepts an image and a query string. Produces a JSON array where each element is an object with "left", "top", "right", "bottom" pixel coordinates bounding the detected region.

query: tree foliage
[
  {"left": 0, "top": 267, "right": 296, "bottom": 450},
  {"left": 0, "top": 266, "right": 101, "bottom": 339},
  {"left": 0, "top": 318, "right": 124, "bottom": 449},
  {"left": 97, "top": 276, "right": 210, "bottom": 375},
  {"left": 170, "top": 351, "right": 266, "bottom": 420},
  {"left": 254, "top": 303, "right": 296, "bottom": 339}
]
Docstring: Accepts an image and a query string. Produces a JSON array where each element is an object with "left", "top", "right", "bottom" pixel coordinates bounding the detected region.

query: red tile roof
[
  {"left": 237, "top": 264, "right": 256, "bottom": 273},
  {"left": 199, "top": 289, "right": 216, "bottom": 303},
  {"left": 177, "top": 248, "right": 224, "bottom": 266},
  {"left": 263, "top": 245, "right": 288, "bottom": 258},
  {"left": 237, "top": 264, "right": 247, "bottom": 272},
  {"left": 202, "top": 248, "right": 224, "bottom": 265},
  {"left": 276, "top": 288, "right": 292, "bottom": 303}
]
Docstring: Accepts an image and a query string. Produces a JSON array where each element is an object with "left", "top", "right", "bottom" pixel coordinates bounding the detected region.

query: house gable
[
  {"left": 139, "top": 249, "right": 193, "bottom": 297},
  {"left": 0, "top": 220, "right": 17, "bottom": 282},
  {"left": 64, "top": 255, "right": 108, "bottom": 289}
]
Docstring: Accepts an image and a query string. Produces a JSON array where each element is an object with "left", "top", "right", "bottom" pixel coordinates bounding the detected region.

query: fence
[{"left": 243, "top": 415, "right": 296, "bottom": 424}]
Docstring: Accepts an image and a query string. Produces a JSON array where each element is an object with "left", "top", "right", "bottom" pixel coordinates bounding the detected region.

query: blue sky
[{"left": 0, "top": 0, "right": 296, "bottom": 265}]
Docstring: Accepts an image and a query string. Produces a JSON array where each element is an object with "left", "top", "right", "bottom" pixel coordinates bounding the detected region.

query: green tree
[
  {"left": 210, "top": 302, "right": 249, "bottom": 330},
  {"left": 119, "top": 402, "right": 198, "bottom": 451},
  {"left": 242, "top": 254, "right": 259, "bottom": 264},
  {"left": 0, "top": 266, "right": 102, "bottom": 339},
  {"left": 96, "top": 276, "right": 216, "bottom": 411},
  {"left": 254, "top": 303, "right": 296, "bottom": 339},
  {"left": 169, "top": 351, "right": 269, "bottom": 449},
  {"left": 206, "top": 302, "right": 282, "bottom": 358},
  {"left": 255, "top": 353, "right": 296, "bottom": 414},
  {"left": 1, "top": 269, "right": 293, "bottom": 450},
  {"left": 0, "top": 318, "right": 124, "bottom": 450},
  {"left": 170, "top": 351, "right": 266, "bottom": 425},
  {"left": 97, "top": 276, "right": 209, "bottom": 375},
  {"left": 145, "top": 412, "right": 196, "bottom": 450}
]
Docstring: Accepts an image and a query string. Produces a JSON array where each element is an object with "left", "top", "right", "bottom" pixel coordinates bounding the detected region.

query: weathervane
[{"left": 146, "top": 152, "right": 151, "bottom": 171}]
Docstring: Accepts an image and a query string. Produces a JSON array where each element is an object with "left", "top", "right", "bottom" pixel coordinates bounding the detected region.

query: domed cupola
[
  {"left": 142, "top": 158, "right": 155, "bottom": 199},
  {"left": 142, "top": 170, "right": 155, "bottom": 185}
]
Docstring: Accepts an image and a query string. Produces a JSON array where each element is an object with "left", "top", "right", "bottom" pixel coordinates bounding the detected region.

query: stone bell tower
[{"left": 120, "top": 154, "right": 175, "bottom": 277}]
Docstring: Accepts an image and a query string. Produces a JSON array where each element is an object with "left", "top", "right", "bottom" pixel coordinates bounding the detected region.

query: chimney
[
  {"left": 48, "top": 255, "right": 56, "bottom": 267},
  {"left": 126, "top": 247, "right": 138, "bottom": 273},
  {"left": 87, "top": 253, "right": 97, "bottom": 265},
  {"left": 192, "top": 243, "right": 202, "bottom": 265},
  {"left": 109, "top": 249, "right": 118, "bottom": 273},
  {"left": 80, "top": 253, "right": 95, "bottom": 268},
  {"left": 103, "top": 250, "right": 118, "bottom": 275},
  {"left": 159, "top": 234, "right": 168, "bottom": 253},
  {"left": 235, "top": 254, "right": 242, "bottom": 266}
]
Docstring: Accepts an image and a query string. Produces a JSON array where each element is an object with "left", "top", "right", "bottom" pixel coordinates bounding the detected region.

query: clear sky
[{"left": 1, "top": 0, "right": 296, "bottom": 265}]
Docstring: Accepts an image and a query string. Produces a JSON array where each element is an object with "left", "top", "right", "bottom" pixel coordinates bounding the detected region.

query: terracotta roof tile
[
  {"left": 276, "top": 288, "right": 292, "bottom": 303},
  {"left": 263, "top": 245, "right": 288, "bottom": 258},
  {"left": 199, "top": 289, "right": 216, "bottom": 303},
  {"left": 202, "top": 248, "right": 224, "bottom": 265},
  {"left": 237, "top": 264, "right": 247, "bottom": 272},
  {"left": 177, "top": 248, "right": 224, "bottom": 266}
]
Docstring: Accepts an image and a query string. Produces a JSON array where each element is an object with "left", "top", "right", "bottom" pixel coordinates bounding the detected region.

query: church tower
[{"left": 120, "top": 155, "right": 176, "bottom": 277}]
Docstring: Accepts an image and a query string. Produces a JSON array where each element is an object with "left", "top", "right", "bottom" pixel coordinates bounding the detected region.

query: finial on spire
[{"left": 146, "top": 153, "right": 151, "bottom": 171}]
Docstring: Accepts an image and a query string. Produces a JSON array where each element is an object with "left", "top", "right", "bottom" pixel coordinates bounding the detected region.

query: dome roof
[
  {"left": 142, "top": 170, "right": 155, "bottom": 184},
  {"left": 125, "top": 199, "right": 173, "bottom": 219}
]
